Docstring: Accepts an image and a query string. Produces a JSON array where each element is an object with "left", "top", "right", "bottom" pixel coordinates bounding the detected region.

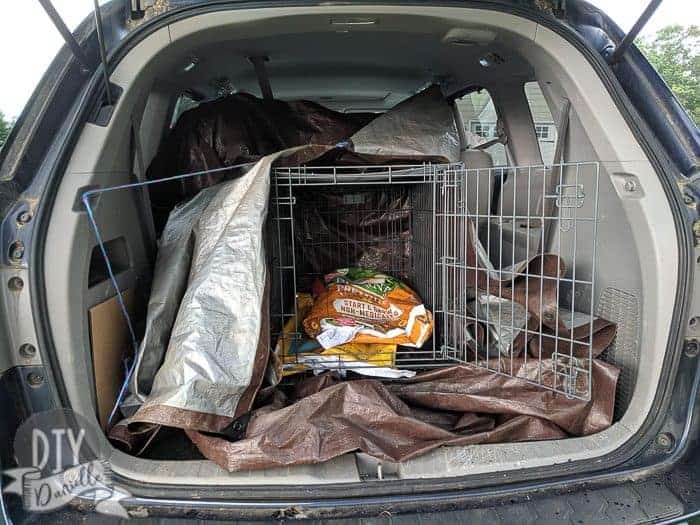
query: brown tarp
[
  {"left": 146, "top": 94, "right": 374, "bottom": 213},
  {"left": 146, "top": 86, "right": 456, "bottom": 226},
  {"left": 462, "top": 220, "right": 616, "bottom": 357},
  {"left": 389, "top": 359, "right": 618, "bottom": 436},
  {"left": 187, "top": 359, "right": 618, "bottom": 472},
  {"left": 109, "top": 85, "right": 620, "bottom": 469},
  {"left": 110, "top": 87, "right": 458, "bottom": 452}
]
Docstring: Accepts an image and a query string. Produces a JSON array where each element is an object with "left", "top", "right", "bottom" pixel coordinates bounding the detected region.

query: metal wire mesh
[
  {"left": 597, "top": 287, "right": 640, "bottom": 417},
  {"left": 270, "top": 161, "right": 601, "bottom": 399},
  {"left": 434, "top": 162, "right": 601, "bottom": 400},
  {"left": 268, "top": 166, "right": 444, "bottom": 375},
  {"left": 81, "top": 159, "right": 603, "bottom": 415}
]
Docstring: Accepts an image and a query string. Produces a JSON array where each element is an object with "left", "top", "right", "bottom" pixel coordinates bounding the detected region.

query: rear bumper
[
  {"left": 1, "top": 343, "right": 695, "bottom": 522},
  {"left": 4, "top": 453, "right": 699, "bottom": 523}
]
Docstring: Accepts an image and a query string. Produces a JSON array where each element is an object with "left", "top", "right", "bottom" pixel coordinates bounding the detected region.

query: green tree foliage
[
  {"left": 638, "top": 25, "right": 700, "bottom": 125},
  {"left": 0, "top": 111, "right": 12, "bottom": 149}
]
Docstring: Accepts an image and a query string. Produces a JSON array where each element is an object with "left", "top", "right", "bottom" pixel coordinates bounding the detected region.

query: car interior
[{"left": 39, "top": 5, "right": 679, "bottom": 485}]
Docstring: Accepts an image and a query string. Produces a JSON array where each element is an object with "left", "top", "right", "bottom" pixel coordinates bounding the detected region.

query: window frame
[
  {"left": 523, "top": 81, "right": 559, "bottom": 163},
  {"left": 452, "top": 86, "right": 510, "bottom": 167}
]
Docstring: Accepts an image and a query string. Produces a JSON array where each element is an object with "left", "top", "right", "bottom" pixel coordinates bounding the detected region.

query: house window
[
  {"left": 534, "top": 124, "right": 549, "bottom": 140},
  {"left": 470, "top": 121, "right": 498, "bottom": 139}
]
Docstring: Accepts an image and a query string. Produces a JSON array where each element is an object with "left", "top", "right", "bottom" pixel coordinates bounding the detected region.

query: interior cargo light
[
  {"left": 442, "top": 27, "right": 496, "bottom": 46},
  {"left": 330, "top": 17, "right": 378, "bottom": 26}
]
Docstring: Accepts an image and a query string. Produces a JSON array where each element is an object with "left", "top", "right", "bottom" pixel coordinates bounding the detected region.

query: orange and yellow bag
[{"left": 303, "top": 268, "right": 433, "bottom": 349}]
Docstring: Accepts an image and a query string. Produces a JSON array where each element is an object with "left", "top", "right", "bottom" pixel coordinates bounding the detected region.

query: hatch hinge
[
  {"left": 607, "top": 0, "right": 664, "bottom": 64},
  {"left": 128, "top": 0, "right": 169, "bottom": 29},
  {"left": 130, "top": 0, "right": 154, "bottom": 19},
  {"left": 37, "top": 0, "right": 91, "bottom": 73},
  {"left": 533, "top": 0, "right": 567, "bottom": 17}
]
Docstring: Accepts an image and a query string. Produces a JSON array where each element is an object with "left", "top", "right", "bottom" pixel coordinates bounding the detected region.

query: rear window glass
[
  {"left": 170, "top": 93, "right": 201, "bottom": 128},
  {"left": 524, "top": 82, "right": 558, "bottom": 165},
  {"left": 455, "top": 89, "right": 508, "bottom": 167}
]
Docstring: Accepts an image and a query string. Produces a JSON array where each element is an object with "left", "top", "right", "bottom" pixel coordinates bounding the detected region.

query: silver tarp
[
  {"left": 119, "top": 152, "right": 287, "bottom": 433},
  {"left": 121, "top": 187, "right": 220, "bottom": 414},
  {"left": 350, "top": 85, "right": 461, "bottom": 162},
  {"left": 469, "top": 294, "right": 530, "bottom": 357}
]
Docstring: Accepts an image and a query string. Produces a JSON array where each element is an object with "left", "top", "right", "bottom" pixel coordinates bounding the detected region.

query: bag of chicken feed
[{"left": 303, "top": 268, "right": 433, "bottom": 349}]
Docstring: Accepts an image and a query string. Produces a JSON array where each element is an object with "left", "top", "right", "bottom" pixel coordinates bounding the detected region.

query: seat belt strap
[{"left": 540, "top": 98, "right": 571, "bottom": 251}]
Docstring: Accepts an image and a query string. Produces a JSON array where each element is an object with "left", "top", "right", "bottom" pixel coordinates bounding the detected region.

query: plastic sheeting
[
  {"left": 145, "top": 86, "right": 459, "bottom": 221},
  {"left": 350, "top": 85, "right": 461, "bottom": 162},
  {"left": 113, "top": 151, "right": 289, "bottom": 440},
  {"left": 121, "top": 186, "right": 221, "bottom": 414},
  {"left": 145, "top": 94, "right": 374, "bottom": 219},
  {"left": 187, "top": 359, "right": 618, "bottom": 472},
  {"left": 468, "top": 294, "right": 530, "bottom": 357}
]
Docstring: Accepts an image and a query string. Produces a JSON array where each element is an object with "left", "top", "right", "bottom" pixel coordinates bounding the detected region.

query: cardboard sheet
[{"left": 89, "top": 289, "right": 137, "bottom": 430}]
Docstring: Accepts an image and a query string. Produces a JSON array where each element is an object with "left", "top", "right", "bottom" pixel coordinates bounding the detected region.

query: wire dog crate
[
  {"left": 82, "top": 159, "right": 604, "bottom": 425},
  {"left": 270, "top": 161, "right": 601, "bottom": 400}
]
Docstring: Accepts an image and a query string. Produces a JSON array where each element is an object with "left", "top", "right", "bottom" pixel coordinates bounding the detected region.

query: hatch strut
[
  {"left": 37, "top": 0, "right": 114, "bottom": 106},
  {"left": 607, "top": 0, "right": 664, "bottom": 64},
  {"left": 92, "top": 0, "right": 113, "bottom": 106},
  {"left": 37, "top": 0, "right": 91, "bottom": 72}
]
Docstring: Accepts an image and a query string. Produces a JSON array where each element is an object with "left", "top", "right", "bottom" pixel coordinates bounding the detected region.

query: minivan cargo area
[{"left": 35, "top": 4, "right": 682, "bottom": 488}]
